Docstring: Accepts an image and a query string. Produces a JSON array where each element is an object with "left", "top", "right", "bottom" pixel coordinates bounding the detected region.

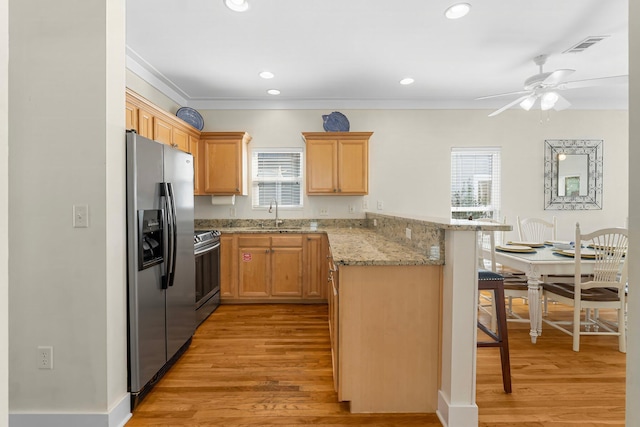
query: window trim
[
  {"left": 450, "top": 147, "right": 501, "bottom": 221},
  {"left": 250, "top": 148, "right": 304, "bottom": 210}
]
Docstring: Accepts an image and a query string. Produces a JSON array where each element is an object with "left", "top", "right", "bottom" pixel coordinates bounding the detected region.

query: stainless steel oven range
[{"left": 194, "top": 230, "right": 221, "bottom": 325}]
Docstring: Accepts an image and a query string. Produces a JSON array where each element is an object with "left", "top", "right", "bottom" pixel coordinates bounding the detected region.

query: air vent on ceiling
[{"left": 563, "top": 36, "right": 609, "bottom": 54}]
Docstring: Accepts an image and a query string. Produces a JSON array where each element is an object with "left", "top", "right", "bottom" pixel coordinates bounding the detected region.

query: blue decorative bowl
[
  {"left": 176, "top": 107, "right": 204, "bottom": 131},
  {"left": 322, "top": 111, "right": 350, "bottom": 132}
]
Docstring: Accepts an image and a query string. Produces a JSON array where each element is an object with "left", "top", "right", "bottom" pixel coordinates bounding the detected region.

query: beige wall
[
  {"left": 628, "top": 1, "right": 639, "bottom": 424},
  {"left": 182, "top": 108, "right": 627, "bottom": 240},
  {"left": 1, "top": 0, "right": 8, "bottom": 424},
  {"left": 8, "top": 0, "right": 127, "bottom": 421}
]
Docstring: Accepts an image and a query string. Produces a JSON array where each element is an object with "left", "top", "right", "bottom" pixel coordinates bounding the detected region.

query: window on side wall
[
  {"left": 252, "top": 149, "right": 303, "bottom": 209},
  {"left": 450, "top": 147, "right": 501, "bottom": 221}
]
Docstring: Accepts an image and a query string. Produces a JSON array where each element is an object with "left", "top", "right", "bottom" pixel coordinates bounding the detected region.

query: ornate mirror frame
[{"left": 544, "top": 139, "right": 603, "bottom": 210}]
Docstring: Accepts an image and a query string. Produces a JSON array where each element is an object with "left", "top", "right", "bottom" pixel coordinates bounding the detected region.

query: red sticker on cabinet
[{"left": 242, "top": 253, "right": 252, "bottom": 262}]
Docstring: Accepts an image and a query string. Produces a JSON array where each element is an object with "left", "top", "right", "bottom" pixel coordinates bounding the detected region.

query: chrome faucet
[{"left": 268, "top": 199, "right": 283, "bottom": 228}]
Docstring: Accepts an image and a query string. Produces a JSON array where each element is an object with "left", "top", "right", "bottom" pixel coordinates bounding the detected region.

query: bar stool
[{"left": 477, "top": 269, "right": 512, "bottom": 393}]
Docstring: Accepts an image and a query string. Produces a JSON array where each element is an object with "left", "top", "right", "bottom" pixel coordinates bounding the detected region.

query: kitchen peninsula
[{"left": 196, "top": 212, "right": 509, "bottom": 426}]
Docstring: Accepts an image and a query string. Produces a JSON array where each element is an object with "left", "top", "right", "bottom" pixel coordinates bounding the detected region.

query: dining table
[{"left": 488, "top": 243, "right": 596, "bottom": 343}]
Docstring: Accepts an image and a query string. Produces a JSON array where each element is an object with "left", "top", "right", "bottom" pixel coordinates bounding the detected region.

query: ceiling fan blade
[
  {"left": 542, "top": 69, "right": 575, "bottom": 85},
  {"left": 559, "top": 75, "right": 628, "bottom": 90},
  {"left": 476, "top": 90, "right": 531, "bottom": 100},
  {"left": 488, "top": 95, "right": 530, "bottom": 117},
  {"left": 552, "top": 93, "right": 571, "bottom": 111}
]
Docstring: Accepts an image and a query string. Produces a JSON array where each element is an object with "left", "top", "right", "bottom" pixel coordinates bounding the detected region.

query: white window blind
[
  {"left": 450, "top": 147, "right": 501, "bottom": 220},
  {"left": 252, "top": 150, "right": 303, "bottom": 208}
]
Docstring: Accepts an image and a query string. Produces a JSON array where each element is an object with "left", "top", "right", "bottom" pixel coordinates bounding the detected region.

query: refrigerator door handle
[
  {"left": 161, "top": 182, "right": 174, "bottom": 289},
  {"left": 166, "top": 182, "right": 178, "bottom": 287}
]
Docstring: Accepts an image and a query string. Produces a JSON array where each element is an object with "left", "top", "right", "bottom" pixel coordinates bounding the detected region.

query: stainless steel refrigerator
[{"left": 125, "top": 131, "right": 195, "bottom": 405}]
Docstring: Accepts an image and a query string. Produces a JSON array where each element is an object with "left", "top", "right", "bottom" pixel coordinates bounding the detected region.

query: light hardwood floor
[{"left": 126, "top": 301, "right": 626, "bottom": 427}]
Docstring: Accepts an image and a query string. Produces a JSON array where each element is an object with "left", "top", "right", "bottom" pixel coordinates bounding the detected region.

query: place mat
[
  {"left": 508, "top": 241, "right": 545, "bottom": 248},
  {"left": 496, "top": 245, "right": 536, "bottom": 253}
]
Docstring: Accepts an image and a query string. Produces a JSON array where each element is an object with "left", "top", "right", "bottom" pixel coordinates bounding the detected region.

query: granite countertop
[{"left": 215, "top": 226, "right": 436, "bottom": 267}]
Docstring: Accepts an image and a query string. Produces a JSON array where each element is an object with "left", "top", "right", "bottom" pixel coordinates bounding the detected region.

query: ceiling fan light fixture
[
  {"left": 224, "top": 0, "right": 249, "bottom": 12},
  {"left": 541, "top": 91, "right": 559, "bottom": 111},
  {"left": 520, "top": 96, "right": 536, "bottom": 111},
  {"left": 445, "top": 3, "right": 471, "bottom": 19}
]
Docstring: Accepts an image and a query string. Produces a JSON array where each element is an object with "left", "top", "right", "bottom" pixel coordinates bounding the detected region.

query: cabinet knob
[
  {"left": 338, "top": 189, "right": 342, "bottom": 192},
  {"left": 333, "top": 188, "right": 337, "bottom": 192},
  {"left": 236, "top": 188, "right": 239, "bottom": 192},
  {"left": 265, "top": 249, "right": 269, "bottom": 254}
]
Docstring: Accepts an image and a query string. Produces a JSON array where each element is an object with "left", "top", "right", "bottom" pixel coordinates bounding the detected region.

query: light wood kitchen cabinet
[
  {"left": 190, "top": 135, "right": 202, "bottom": 195},
  {"left": 125, "top": 101, "right": 138, "bottom": 131},
  {"left": 302, "top": 132, "right": 372, "bottom": 195},
  {"left": 238, "top": 235, "right": 271, "bottom": 298},
  {"left": 125, "top": 89, "right": 200, "bottom": 153},
  {"left": 221, "top": 233, "right": 327, "bottom": 303},
  {"left": 335, "top": 264, "right": 441, "bottom": 413},
  {"left": 199, "top": 132, "right": 251, "bottom": 195},
  {"left": 237, "top": 234, "right": 303, "bottom": 299},
  {"left": 137, "top": 107, "right": 154, "bottom": 139},
  {"left": 220, "top": 234, "right": 237, "bottom": 298},
  {"left": 305, "top": 234, "right": 327, "bottom": 299},
  {"left": 153, "top": 116, "right": 173, "bottom": 145},
  {"left": 327, "top": 247, "right": 339, "bottom": 391}
]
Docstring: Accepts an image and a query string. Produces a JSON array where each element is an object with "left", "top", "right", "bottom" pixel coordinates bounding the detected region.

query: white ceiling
[{"left": 125, "top": 0, "right": 628, "bottom": 111}]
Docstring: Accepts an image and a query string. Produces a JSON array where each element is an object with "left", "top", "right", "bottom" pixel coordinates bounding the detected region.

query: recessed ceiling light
[
  {"left": 224, "top": 0, "right": 249, "bottom": 12},
  {"left": 267, "top": 89, "right": 280, "bottom": 95},
  {"left": 445, "top": 3, "right": 471, "bottom": 19},
  {"left": 399, "top": 78, "right": 415, "bottom": 85},
  {"left": 259, "top": 71, "right": 274, "bottom": 79}
]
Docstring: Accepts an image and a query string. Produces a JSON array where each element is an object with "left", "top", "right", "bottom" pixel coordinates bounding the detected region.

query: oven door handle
[{"left": 194, "top": 241, "right": 221, "bottom": 256}]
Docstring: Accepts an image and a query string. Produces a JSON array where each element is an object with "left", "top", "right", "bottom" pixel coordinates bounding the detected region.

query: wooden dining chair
[
  {"left": 516, "top": 216, "right": 557, "bottom": 242},
  {"left": 542, "top": 223, "right": 628, "bottom": 352}
]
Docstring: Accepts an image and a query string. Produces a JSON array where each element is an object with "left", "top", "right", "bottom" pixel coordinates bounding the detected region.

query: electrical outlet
[
  {"left": 373, "top": 219, "right": 377, "bottom": 227},
  {"left": 73, "top": 204, "right": 89, "bottom": 228},
  {"left": 229, "top": 207, "right": 236, "bottom": 217},
  {"left": 348, "top": 204, "right": 355, "bottom": 214},
  {"left": 362, "top": 199, "right": 369, "bottom": 210},
  {"left": 377, "top": 200, "right": 384, "bottom": 210},
  {"left": 406, "top": 227, "right": 412, "bottom": 239},
  {"left": 38, "top": 346, "right": 53, "bottom": 369},
  {"left": 319, "top": 207, "right": 329, "bottom": 216}
]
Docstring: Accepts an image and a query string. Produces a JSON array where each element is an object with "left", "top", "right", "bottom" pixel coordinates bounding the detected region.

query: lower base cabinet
[
  {"left": 221, "top": 233, "right": 327, "bottom": 302},
  {"left": 332, "top": 264, "right": 442, "bottom": 413}
]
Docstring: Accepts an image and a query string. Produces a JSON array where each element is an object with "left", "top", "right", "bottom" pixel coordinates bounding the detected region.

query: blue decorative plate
[
  {"left": 176, "top": 107, "right": 204, "bottom": 131},
  {"left": 322, "top": 111, "right": 350, "bottom": 132}
]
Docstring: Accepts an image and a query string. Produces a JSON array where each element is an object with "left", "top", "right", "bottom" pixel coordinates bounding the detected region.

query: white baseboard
[{"left": 10, "top": 393, "right": 131, "bottom": 427}]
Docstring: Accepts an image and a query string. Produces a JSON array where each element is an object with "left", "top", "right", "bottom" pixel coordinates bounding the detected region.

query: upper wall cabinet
[
  {"left": 198, "top": 132, "right": 252, "bottom": 196},
  {"left": 125, "top": 89, "right": 199, "bottom": 154},
  {"left": 302, "top": 132, "right": 372, "bottom": 195}
]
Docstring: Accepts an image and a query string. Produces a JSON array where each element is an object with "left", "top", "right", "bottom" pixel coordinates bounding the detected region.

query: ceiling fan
[{"left": 476, "top": 54, "right": 628, "bottom": 117}]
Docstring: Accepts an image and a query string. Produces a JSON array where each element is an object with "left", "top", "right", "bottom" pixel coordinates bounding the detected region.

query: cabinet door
[
  {"left": 204, "top": 138, "right": 242, "bottom": 194},
  {"left": 172, "top": 126, "right": 189, "bottom": 152},
  {"left": 125, "top": 101, "right": 138, "bottom": 132},
  {"left": 154, "top": 117, "right": 173, "bottom": 145},
  {"left": 271, "top": 247, "right": 303, "bottom": 297},
  {"left": 190, "top": 135, "right": 202, "bottom": 195},
  {"left": 329, "top": 268, "right": 339, "bottom": 392},
  {"left": 306, "top": 140, "right": 338, "bottom": 194},
  {"left": 220, "top": 234, "right": 237, "bottom": 298},
  {"left": 238, "top": 236, "right": 271, "bottom": 298},
  {"left": 138, "top": 107, "right": 154, "bottom": 139},
  {"left": 304, "top": 234, "right": 325, "bottom": 299},
  {"left": 338, "top": 139, "right": 368, "bottom": 194}
]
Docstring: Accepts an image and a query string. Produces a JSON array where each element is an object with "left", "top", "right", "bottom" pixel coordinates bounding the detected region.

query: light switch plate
[{"left": 73, "top": 205, "right": 89, "bottom": 228}]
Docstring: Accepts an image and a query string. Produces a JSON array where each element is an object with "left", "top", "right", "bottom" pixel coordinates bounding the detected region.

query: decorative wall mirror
[{"left": 544, "top": 139, "right": 603, "bottom": 210}]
